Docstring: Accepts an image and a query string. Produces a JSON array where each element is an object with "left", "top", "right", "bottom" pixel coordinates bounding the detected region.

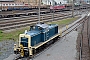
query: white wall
[
  {"left": 0, "top": 0, "right": 14, "bottom": 1},
  {"left": 42, "top": 0, "right": 67, "bottom": 5},
  {"left": 55, "top": 0, "right": 67, "bottom": 4}
]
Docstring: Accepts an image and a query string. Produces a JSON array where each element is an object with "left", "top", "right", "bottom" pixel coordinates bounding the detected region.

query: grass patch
[
  {"left": 3, "top": 48, "right": 7, "bottom": 51},
  {"left": 0, "top": 17, "right": 79, "bottom": 41},
  {"left": 0, "top": 52, "right": 2, "bottom": 55},
  {"left": 0, "top": 30, "right": 3, "bottom": 33},
  {"left": 0, "top": 27, "right": 30, "bottom": 41},
  {"left": 47, "top": 17, "right": 79, "bottom": 26}
]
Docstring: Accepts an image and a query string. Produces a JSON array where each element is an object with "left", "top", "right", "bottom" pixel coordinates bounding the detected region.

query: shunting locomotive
[{"left": 14, "top": 23, "right": 60, "bottom": 57}]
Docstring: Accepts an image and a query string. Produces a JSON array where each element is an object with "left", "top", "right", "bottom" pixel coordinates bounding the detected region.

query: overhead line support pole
[
  {"left": 72, "top": 0, "right": 74, "bottom": 17},
  {"left": 52, "top": 0, "right": 54, "bottom": 21},
  {"left": 38, "top": 0, "right": 40, "bottom": 24}
]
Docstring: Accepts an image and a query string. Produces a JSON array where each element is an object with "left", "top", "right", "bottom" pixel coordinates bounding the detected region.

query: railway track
[
  {"left": 15, "top": 13, "right": 89, "bottom": 60},
  {"left": 0, "top": 12, "right": 74, "bottom": 31},
  {"left": 2, "top": 6, "right": 90, "bottom": 60},
  {"left": 0, "top": 8, "right": 70, "bottom": 18},
  {"left": 32, "top": 14, "right": 89, "bottom": 60},
  {"left": 0, "top": 5, "right": 90, "bottom": 18},
  {"left": 0, "top": 9, "right": 50, "bottom": 18},
  {"left": 3, "top": 10, "right": 90, "bottom": 60},
  {"left": 0, "top": 11, "right": 70, "bottom": 21}
]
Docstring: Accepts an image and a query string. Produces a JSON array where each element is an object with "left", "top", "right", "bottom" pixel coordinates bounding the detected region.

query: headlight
[{"left": 14, "top": 44, "right": 17, "bottom": 51}]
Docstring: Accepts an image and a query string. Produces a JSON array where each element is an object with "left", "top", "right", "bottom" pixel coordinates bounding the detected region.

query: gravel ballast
[{"left": 0, "top": 40, "right": 15, "bottom": 60}]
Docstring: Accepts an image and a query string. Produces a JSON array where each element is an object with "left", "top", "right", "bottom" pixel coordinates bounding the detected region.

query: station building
[
  {"left": 41, "top": 0, "right": 67, "bottom": 5},
  {"left": 15, "top": 0, "right": 40, "bottom": 5},
  {"left": 0, "top": 0, "right": 41, "bottom": 5}
]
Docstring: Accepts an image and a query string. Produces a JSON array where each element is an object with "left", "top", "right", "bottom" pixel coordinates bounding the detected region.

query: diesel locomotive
[{"left": 14, "top": 23, "right": 60, "bottom": 57}]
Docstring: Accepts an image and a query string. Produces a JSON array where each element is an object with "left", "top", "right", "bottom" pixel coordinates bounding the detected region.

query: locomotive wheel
[
  {"left": 14, "top": 50, "right": 18, "bottom": 54},
  {"left": 32, "top": 48, "right": 36, "bottom": 55}
]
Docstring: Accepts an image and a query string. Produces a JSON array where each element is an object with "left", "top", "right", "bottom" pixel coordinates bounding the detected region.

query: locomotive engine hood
[{"left": 23, "top": 23, "right": 58, "bottom": 36}]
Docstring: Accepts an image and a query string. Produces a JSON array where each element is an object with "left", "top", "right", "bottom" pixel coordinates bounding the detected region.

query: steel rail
[
  {"left": 0, "top": 15, "right": 72, "bottom": 30},
  {"left": 30, "top": 15, "right": 88, "bottom": 60},
  {"left": 0, "top": 14, "right": 72, "bottom": 30}
]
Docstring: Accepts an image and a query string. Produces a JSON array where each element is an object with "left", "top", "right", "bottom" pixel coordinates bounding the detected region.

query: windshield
[{"left": 21, "top": 37, "right": 28, "bottom": 47}]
